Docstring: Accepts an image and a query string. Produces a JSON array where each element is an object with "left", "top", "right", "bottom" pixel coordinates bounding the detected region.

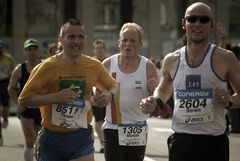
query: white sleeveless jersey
[
  {"left": 103, "top": 54, "right": 149, "bottom": 129},
  {"left": 172, "top": 44, "right": 227, "bottom": 135}
]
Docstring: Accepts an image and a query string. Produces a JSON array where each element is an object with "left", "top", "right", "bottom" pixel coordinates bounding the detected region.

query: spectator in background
[
  {"left": 91, "top": 39, "right": 109, "bottom": 153},
  {"left": 216, "top": 22, "right": 228, "bottom": 49},
  {"left": 0, "top": 39, "right": 17, "bottom": 146},
  {"left": 8, "top": 38, "right": 42, "bottom": 161},
  {"left": 92, "top": 39, "right": 109, "bottom": 62},
  {"left": 48, "top": 43, "right": 58, "bottom": 56}
]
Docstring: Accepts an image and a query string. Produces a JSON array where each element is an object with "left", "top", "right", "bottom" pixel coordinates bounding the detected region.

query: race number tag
[
  {"left": 175, "top": 88, "right": 214, "bottom": 124},
  {"left": 52, "top": 100, "right": 91, "bottom": 128},
  {"left": 118, "top": 122, "right": 148, "bottom": 146},
  {"left": 51, "top": 80, "right": 90, "bottom": 128}
]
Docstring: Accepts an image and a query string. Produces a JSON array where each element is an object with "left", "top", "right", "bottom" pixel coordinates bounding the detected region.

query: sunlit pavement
[{"left": 0, "top": 116, "right": 239, "bottom": 161}]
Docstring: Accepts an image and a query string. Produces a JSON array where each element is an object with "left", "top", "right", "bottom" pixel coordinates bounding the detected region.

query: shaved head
[{"left": 185, "top": 2, "right": 213, "bottom": 18}]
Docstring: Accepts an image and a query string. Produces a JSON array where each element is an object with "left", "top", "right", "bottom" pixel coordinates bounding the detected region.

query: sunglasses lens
[
  {"left": 186, "top": 16, "right": 211, "bottom": 24},
  {"left": 199, "top": 16, "right": 211, "bottom": 23},
  {"left": 186, "top": 16, "right": 198, "bottom": 23}
]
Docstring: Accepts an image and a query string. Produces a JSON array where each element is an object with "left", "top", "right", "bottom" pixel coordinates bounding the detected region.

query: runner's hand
[
  {"left": 140, "top": 96, "right": 156, "bottom": 114},
  {"left": 93, "top": 89, "right": 112, "bottom": 107},
  {"left": 56, "top": 89, "right": 77, "bottom": 103}
]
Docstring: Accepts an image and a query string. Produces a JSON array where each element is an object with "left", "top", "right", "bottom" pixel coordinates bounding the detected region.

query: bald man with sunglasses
[{"left": 140, "top": 2, "right": 240, "bottom": 161}]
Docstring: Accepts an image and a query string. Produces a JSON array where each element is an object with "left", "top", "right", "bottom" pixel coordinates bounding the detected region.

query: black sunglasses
[{"left": 185, "top": 15, "right": 211, "bottom": 24}]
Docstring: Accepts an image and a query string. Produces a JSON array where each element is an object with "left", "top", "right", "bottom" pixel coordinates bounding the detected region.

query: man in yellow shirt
[{"left": 18, "top": 19, "right": 118, "bottom": 161}]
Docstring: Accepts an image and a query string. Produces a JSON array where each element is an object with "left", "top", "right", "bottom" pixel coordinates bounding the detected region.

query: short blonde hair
[{"left": 119, "top": 23, "right": 144, "bottom": 43}]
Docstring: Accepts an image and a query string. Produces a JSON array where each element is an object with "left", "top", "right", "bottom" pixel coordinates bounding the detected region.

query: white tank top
[
  {"left": 103, "top": 54, "right": 149, "bottom": 129},
  {"left": 172, "top": 44, "right": 227, "bottom": 135}
]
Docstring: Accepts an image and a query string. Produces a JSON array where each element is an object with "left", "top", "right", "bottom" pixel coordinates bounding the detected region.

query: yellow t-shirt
[{"left": 19, "top": 54, "right": 116, "bottom": 132}]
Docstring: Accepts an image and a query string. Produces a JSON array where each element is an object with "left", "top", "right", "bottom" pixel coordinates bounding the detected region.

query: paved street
[{"left": 0, "top": 116, "right": 239, "bottom": 161}]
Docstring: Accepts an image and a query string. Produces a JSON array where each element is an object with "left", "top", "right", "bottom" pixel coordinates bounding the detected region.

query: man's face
[
  {"left": 183, "top": 4, "right": 212, "bottom": 43},
  {"left": 93, "top": 43, "right": 105, "bottom": 57},
  {"left": 24, "top": 46, "right": 39, "bottom": 61},
  {"left": 59, "top": 25, "right": 86, "bottom": 58},
  {"left": 118, "top": 28, "right": 142, "bottom": 57}
]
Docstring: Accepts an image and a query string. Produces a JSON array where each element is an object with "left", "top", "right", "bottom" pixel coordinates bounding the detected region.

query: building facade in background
[{"left": 0, "top": 0, "right": 240, "bottom": 62}]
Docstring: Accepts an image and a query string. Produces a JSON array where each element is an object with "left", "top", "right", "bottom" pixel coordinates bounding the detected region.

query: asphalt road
[{"left": 0, "top": 117, "right": 239, "bottom": 161}]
